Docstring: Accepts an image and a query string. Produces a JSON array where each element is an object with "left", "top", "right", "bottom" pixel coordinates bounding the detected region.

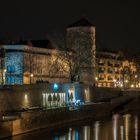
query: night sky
[{"left": 0, "top": 1, "right": 140, "bottom": 53}]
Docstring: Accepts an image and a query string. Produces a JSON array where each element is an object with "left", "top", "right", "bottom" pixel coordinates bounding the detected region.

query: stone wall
[
  {"left": 0, "top": 103, "right": 110, "bottom": 139},
  {"left": 89, "top": 87, "right": 122, "bottom": 102},
  {"left": 0, "top": 83, "right": 85, "bottom": 112},
  {"left": 66, "top": 26, "right": 96, "bottom": 85},
  {"left": 122, "top": 89, "right": 140, "bottom": 97},
  {"left": 23, "top": 51, "right": 69, "bottom": 84},
  {"left": 0, "top": 84, "right": 122, "bottom": 112}
]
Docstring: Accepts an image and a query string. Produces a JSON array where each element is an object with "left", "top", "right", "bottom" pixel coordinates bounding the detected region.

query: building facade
[
  {"left": 95, "top": 50, "right": 137, "bottom": 88},
  {"left": 0, "top": 40, "right": 69, "bottom": 85}
]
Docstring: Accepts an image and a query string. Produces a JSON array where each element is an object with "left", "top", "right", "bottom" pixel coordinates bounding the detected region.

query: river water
[{"left": 4, "top": 101, "right": 140, "bottom": 140}]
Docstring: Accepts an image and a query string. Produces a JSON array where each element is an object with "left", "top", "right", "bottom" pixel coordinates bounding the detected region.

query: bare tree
[{"left": 47, "top": 31, "right": 95, "bottom": 83}]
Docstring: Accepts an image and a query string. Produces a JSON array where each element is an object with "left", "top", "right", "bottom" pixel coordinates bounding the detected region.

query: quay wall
[
  {"left": 0, "top": 94, "right": 133, "bottom": 139},
  {"left": 0, "top": 103, "right": 110, "bottom": 139},
  {"left": 122, "top": 89, "right": 140, "bottom": 97},
  {"left": 0, "top": 84, "right": 121, "bottom": 112}
]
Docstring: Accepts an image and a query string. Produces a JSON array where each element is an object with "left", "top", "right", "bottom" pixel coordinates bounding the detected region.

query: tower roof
[{"left": 67, "top": 18, "right": 95, "bottom": 28}]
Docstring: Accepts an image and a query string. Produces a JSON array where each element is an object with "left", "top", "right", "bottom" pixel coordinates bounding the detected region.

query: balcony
[
  {"left": 114, "top": 64, "right": 120, "bottom": 67},
  {"left": 98, "top": 77, "right": 104, "bottom": 80},
  {"left": 98, "top": 70, "right": 105, "bottom": 73},
  {"left": 108, "top": 77, "right": 113, "bottom": 81},
  {"left": 108, "top": 62, "right": 113, "bottom": 67},
  {"left": 108, "top": 70, "right": 113, "bottom": 74}
]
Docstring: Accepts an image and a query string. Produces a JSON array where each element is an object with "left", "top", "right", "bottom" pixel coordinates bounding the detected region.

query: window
[
  {"left": 7, "top": 77, "right": 11, "bottom": 84},
  {"left": 7, "top": 66, "right": 11, "bottom": 73},
  {"left": 11, "top": 66, "right": 15, "bottom": 72},
  {"left": 108, "top": 76, "right": 113, "bottom": 80},
  {"left": 7, "top": 76, "right": 15, "bottom": 84},
  {"left": 7, "top": 66, "right": 15, "bottom": 73},
  {"left": 98, "top": 67, "right": 105, "bottom": 73},
  {"left": 98, "top": 59, "right": 104, "bottom": 65},
  {"left": 108, "top": 68, "right": 113, "bottom": 73},
  {"left": 11, "top": 76, "right": 15, "bottom": 84}
]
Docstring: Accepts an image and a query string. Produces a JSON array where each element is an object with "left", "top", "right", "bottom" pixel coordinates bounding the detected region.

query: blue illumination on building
[
  {"left": 53, "top": 83, "right": 59, "bottom": 91},
  {"left": 5, "top": 51, "right": 23, "bottom": 85}
]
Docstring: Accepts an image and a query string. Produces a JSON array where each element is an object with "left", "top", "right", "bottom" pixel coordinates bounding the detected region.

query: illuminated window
[
  {"left": 7, "top": 76, "right": 15, "bottom": 84},
  {"left": 11, "top": 76, "right": 15, "bottom": 84},
  {"left": 11, "top": 66, "right": 15, "bottom": 72},
  {"left": 7, "top": 66, "right": 11, "bottom": 73},
  {"left": 7, "top": 77, "right": 11, "bottom": 84},
  {"left": 7, "top": 66, "right": 15, "bottom": 73},
  {"left": 98, "top": 59, "right": 104, "bottom": 65}
]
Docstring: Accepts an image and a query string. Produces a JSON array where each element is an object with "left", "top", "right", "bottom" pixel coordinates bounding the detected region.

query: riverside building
[
  {"left": 95, "top": 49, "right": 137, "bottom": 88},
  {"left": 0, "top": 40, "right": 69, "bottom": 85}
]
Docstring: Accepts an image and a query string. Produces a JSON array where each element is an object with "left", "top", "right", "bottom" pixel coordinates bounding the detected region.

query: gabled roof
[{"left": 67, "top": 18, "right": 95, "bottom": 28}]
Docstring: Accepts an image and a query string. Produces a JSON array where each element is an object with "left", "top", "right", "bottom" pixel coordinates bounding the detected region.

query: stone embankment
[{"left": 0, "top": 95, "right": 133, "bottom": 139}]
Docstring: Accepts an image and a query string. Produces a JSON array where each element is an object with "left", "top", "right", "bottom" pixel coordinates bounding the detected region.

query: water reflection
[
  {"left": 134, "top": 116, "right": 138, "bottom": 140},
  {"left": 112, "top": 114, "right": 119, "bottom": 140},
  {"left": 120, "top": 125, "right": 124, "bottom": 140},
  {"left": 124, "top": 114, "right": 131, "bottom": 140},
  {"left": 4, "top": 113, "right": 140, "bottom": 140},
  {"left": 94, "top": 121, "right": 100, "bottom": 140}
]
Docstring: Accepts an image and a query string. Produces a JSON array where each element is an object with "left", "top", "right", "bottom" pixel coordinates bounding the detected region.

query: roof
[{"left": 67, "top": 18, "right": 95, "bottom": 28}]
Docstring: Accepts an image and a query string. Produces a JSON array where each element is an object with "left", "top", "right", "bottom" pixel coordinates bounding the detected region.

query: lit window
[
  {"left": 7, "top": 66, "right": 11, "bottom": 73},
  {"left": 7, "top": 66, "right": 15, "bottom": 73},
  {"left": 7, "top": 77, "right": 11, "bottom": 84},
  {"left": 7, "top": 76, "right": 15, "bottom": 84},
  {"left": 11, "top": 77, "right": 15, "bottom": 84},
  {"left": 11, "top": 66, "right": 15, "bottom": 72}
]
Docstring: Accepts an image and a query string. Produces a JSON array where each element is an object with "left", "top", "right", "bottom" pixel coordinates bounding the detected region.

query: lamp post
[
  {"left": 95, "top": 77, "right": 98, "bottom": 87},
  {"left": 30, "top": 73, "right": 34, "bottom": 84},
  {"left": 0, "top": 48, "right": 6, "bottom": 86}
]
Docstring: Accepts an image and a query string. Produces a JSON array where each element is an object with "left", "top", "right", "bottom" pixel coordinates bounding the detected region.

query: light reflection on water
[{"left": 4, "top": 113, "right": 140, "bottom": 140}]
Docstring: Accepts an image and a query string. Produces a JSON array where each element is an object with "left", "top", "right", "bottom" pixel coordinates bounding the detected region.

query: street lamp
[
  {"left": 30, "top": 74, "right": 34, "bottom": 84},
  {"left": 125, "top": 80, "right": 128, "bottom": 83},
  {"left": 113, "top": 79, "right": 117, "bottom": 87},
  {"left": 131, "top": 84, "right": 134, "bottom": 88},
  {"left": 113, "top": 79, "right": 117, "bottom": 82},
  {"left": 30, "top": 74, "right": 34, "bottom": 77},
  {"left": 95, "top": 77, "right": 98, "bottom": 81}
]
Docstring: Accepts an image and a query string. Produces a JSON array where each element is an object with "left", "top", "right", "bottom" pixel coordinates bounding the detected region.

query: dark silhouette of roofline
[
  {"left": 0, "top": 40, "right": 56, "bottom": 50},
  {"left": 67, "top": 18, "right": 95, "bottom": 28}
]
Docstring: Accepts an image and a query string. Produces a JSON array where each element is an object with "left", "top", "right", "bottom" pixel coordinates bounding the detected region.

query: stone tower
[{"left": 66, "top": 18, "right": 96, "bottom": 85}]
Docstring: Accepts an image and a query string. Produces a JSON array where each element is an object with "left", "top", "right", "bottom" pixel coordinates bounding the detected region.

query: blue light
[{"left": 53, "top": 83, "right": 59, "bottom": 90}]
